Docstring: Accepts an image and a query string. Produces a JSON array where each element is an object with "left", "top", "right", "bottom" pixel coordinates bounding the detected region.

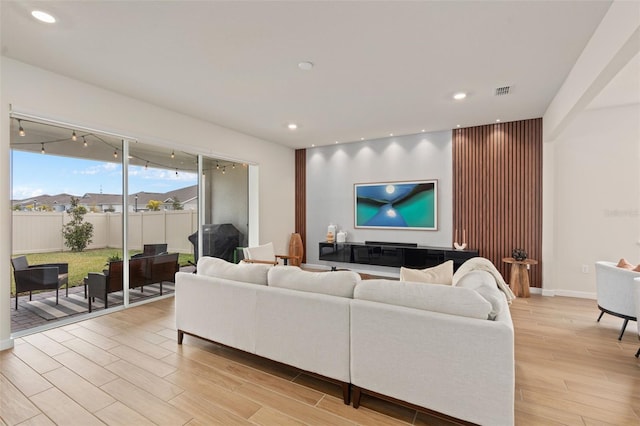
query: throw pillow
[
  {"left": 400, "top": 260, "right": 453, "bottom": 285},
  {"left": 616, "top": 258, "right": 635, "bottom": 270},
  {"left": 197, "top": 256, "right": 271, "bottom": 285},
  {"left": 454, "top": 270, "right": 506, "bottom": 320},
  {"left": 267, "top": 266, "right": 361, "bottom": 298}
]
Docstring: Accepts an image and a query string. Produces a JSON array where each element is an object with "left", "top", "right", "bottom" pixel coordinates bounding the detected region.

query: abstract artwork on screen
[{"left": 354, "top": 180, "right": 437, "bottom": 230}]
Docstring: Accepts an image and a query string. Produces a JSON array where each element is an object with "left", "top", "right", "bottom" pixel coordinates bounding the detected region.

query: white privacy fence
[{"left": 12, "top": 210, "right": 198, "bottom": 254}]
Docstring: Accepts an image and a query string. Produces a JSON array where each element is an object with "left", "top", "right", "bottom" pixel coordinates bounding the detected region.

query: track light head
[
  {"left": 171, "top": 150, "right": 175, "bottom": 159},
  {"left": 40, "top": 143, "right": 45, "bottom": 154},
  {"left": 113, "top": 150, "right": 118, "bottom": 159},
  {"left": 82, "top": 136, "right": 88, "bottom": 147},
  {"left": 18, "top": 120, "right": 25, "bottom": 137},
  {"left": 72, "top": 130, "right": 77, "bottom": 141}
]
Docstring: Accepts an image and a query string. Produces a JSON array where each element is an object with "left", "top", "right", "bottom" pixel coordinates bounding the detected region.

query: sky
[{"left": 11, "top": 151, "right": 198, "bottom": 200}]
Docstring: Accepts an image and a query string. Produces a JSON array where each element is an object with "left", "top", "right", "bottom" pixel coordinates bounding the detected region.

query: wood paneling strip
[
  {"left": 295, "top": 149, "right": 306, "bottom": 263},
  {"left": 453, "top": 118, "right": 542, "bottom": 288}
]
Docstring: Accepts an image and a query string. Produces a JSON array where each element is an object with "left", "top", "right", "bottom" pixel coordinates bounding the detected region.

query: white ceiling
[{"left": 1, "top": 1, "right": 615, "bottom": 149}]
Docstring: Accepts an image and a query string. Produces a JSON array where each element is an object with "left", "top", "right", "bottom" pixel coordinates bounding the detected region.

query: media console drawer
[{"left": 318, "top": 242, "right": 478, "bottom": 270}]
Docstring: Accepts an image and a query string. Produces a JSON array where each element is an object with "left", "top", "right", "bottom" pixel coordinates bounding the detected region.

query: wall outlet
[{"left": 581, "top": 264, "right": 589, "bottom": 274}]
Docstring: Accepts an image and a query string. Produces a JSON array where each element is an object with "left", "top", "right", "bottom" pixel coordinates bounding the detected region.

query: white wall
[
  {"left": 1, "top": 58, "right": 295, "bottom": 347},
  {"left": 306, "top": 131, "right": 453, "bottom": 273},
  {"left": 210, "top": 165, "right": 249, "bottom": 247},
  {"left": 546, "top": 104, "right": 640, "bottom": 297},
  {"left": 542, "top": 0, "right": 640, "bottom": 298}
]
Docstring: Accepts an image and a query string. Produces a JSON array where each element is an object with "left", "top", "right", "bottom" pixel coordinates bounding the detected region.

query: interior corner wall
[
  {"left": 305, "top": 131, "right": 453, "bottom": 273},
  {"left": 1, "top": 58, "right": 295, "bottom": 344},
  {"left": 547, "top": 103, "right": 640, "bottom": 297},
  {"left": 210, "top": 166, "right": 249, "bottom": 247}
]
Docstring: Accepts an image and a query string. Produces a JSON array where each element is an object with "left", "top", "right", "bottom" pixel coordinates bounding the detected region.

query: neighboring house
[{"left": 11, "top": 184, "right": 197, "bottom": 213}]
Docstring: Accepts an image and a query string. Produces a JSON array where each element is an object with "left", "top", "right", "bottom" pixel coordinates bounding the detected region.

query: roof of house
[{"left": 12, "top": 185, "right": 197, "bottom": 207}]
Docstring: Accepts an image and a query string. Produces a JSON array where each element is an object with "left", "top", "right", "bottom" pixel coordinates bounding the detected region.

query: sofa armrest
[{"left": 350, "top": 300, "right": 514, "bottom": 426}]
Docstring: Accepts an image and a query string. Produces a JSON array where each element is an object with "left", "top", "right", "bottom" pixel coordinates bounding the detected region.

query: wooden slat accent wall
[
  {"left": 453, "top": 118, "right": 543, "bottom": 288},
  {"left": 295, "top": 149, "right": 307, "bottom": 263}
]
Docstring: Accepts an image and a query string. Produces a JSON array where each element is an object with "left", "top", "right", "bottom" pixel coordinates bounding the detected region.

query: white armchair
[
  {"left": 595, "top": 261, "right": 639, "bottom": 340},
  {"left": 242, "top": 234, "right": 303, "bottom": 266}
]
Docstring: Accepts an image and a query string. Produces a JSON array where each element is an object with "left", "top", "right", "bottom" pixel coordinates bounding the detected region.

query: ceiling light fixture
[
  {"left": 421, "top": 129, "right": 426, "bottom": 132},
  {"left": 82, "top": 136, "right": 88, "bottom": 147},
  {"left": 222, "top": 166, "right": 226, "bottom": 175},
  {"left": 113, "top": 150, "right": 118, "bottom": 159},
  {"left": 18, "top": 120, "right": 25, "bottom": 137},
  {"left": 311, "top": 144, "right": 315, "bottom": 147},
  {"left": 216, "top": 162, "right": 220, "bottom": 170},
  {"left": 232, "top": 163, "right": 236, "bottom": 169},
  {"left": 389, "top": 133, "right": 394, "bottom": 137},
  {"left": 40, "top": 143, "right": 45, "bottom": 154},
  {"left": 335, "top": 141, "right": 339, "bottom": 144},
  {"left": 496, "top": 119, "right": 501, "bottom": 122},
  {"left": 288, "top": 123, "right": 298, "bottom": 130},
  {"left": 71, "top": 130, "right": 77, "bottom": 141},
  {"left": 360, "top": 138, "right": 364, "bottom": 141},
  {"left": 298, "top": 61, "right": 314, "bottom": 71},
  {"left": 453, "top": 92, "right": 467, "bottom": 100},
  {"left": 145, "top": 161, "right": 149, "bottom": 169},
  {"left": 171, "top": 150, "right": 175, "bottom": 159},
  {"left": 31, "top": 10, "right": 56, "bottom": 23}
]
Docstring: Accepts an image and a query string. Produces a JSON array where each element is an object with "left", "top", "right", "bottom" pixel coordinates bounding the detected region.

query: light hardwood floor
[{"left": 1, "top": 295, "right": 639, "bottom": 425}]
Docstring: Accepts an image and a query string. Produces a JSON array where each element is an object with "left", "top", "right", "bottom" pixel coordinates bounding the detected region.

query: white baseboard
[
  {"left": 0, "top": 337, "right": 14, "bottom": 351},
  {"left": 539, "top": 288, "right": 596, "bottom": 299}
]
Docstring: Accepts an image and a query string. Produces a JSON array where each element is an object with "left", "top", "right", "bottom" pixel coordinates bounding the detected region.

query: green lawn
[{"left": 11, "top": 248, "right": 194, "bottom": 294}]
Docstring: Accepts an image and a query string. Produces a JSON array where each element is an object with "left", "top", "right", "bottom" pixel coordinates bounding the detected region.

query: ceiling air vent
[{"left": 495, "top": 86, "right": 511, "bottom": 96}]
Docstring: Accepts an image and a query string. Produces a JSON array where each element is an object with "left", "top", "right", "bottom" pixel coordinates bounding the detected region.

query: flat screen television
[{"left": 354, "top": 180, "right": 437, "bottom": 230}]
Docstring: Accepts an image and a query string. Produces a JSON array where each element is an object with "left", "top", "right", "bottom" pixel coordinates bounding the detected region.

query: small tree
[
  {"left": 62, "top": 196, "right": 94, "bottom": 252},
  {"left": 171, "top": 197, "right": 183, "bottom": 210},
  {"left": 147, "top": 199, "right": 161, "bottom": 211}
]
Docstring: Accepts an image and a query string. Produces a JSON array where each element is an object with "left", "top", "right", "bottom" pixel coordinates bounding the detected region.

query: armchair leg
[
  {"left": 597, "top": 310, "right": 605, "bottom": 322},
  {"left": 66, "top": 283, "right": 69, "bottom": 297},
  {"left": 88, "top": 296, "right": 92, "bottom": 313},
  {"left": 15, "top": 293, "right": 18, "bottom": 310},
  {"left": 29, "top": 291, "right": 32, "bottom": 301},
  {"left": 636, "top": 347, "right": 639, "bottom": 358},
  {"left": 618, "top": 318, "right": 629, "bottom": 341},
  {"left": 56, "top": 289, "right": 59, "bottom": 305}
]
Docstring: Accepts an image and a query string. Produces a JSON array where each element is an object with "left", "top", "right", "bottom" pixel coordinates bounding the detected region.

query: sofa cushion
[
  {"left": 400, "top": 260, "right": 453, "bottom": 285},
  {"left": 267, "top": 266, "right": 361, "bottom": 298},
  {"left": 197, "top": 256, "right": 270, "bottom": 285},
  {"left": 454, "top": 270, "right": 506, "bottom": 320},
  {"left": 354, "top": 279, "right": 493, "bottom": 320}
]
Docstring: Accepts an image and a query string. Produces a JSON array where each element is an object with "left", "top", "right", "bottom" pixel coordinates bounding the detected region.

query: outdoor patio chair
[{"left": 11, "top": 255, "right": 69, "bottom": 310}]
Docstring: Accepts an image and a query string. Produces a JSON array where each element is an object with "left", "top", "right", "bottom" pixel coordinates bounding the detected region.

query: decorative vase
[{"left": 512, "top": 248, "right": 528, "bottom": 261}]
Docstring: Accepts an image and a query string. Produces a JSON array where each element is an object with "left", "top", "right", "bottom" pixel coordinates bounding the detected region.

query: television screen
[{"left": 354, "top": 180, "right": 437, "bottom": 230}]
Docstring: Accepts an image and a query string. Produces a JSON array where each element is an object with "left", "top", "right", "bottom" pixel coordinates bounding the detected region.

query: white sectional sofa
[{"left": 175, "top": 257, "right": 515, "bottom": 425}]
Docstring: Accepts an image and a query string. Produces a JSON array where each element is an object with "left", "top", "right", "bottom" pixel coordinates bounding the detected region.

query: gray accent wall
[{"left": 306, "top": 131, "right": 453, "bottom": 272}]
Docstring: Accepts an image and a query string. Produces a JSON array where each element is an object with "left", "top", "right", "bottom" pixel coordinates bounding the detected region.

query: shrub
[
  {"left": 62, "top": 196, "right": 94, "bottom": 252},
  {"left": 147, "top": 200, "right": 161, "bottom": 211}
]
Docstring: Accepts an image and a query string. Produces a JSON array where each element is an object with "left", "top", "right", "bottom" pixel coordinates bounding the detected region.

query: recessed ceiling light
[
  {"left": 311, "top": 144, "right": 315, "bottom": 147},
  {"left": 496, "top": 119, "right": 501, "bottom": 122},
  {"left": 298, "top": 61, "right": 314, "bottom": 71},
  {"left": 360, "top": 137, "right": 364, "bottom": 141},
  {"left": 453, "top": 92, "right": 467, "bottom": 100},
  {"left": 389, "top": 133, "right": 394, "bottom": 136},
  {"left": 287, "top": 123, "right": 298, "bottom": 130},
  {"left": 421, "top": 129, "right": 425, "bottom": 132},
  {"left": 335, "top": 141, "right": 339, "bottom": 144},
  {"left": 31, "top": 10, "right": 56, "bottom": 23},
  {"left": 456, "top": 124, "right": 461, "bottom": 128}
]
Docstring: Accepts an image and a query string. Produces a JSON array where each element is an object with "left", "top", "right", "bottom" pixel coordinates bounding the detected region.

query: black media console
[{"left": 318, "top": 241, "right": 478, "bottom": 271}]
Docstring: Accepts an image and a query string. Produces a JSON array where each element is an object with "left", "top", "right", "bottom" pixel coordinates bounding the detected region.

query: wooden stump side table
[{"left": 502, "top": 257, "right": 538, "bottom": 298}]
